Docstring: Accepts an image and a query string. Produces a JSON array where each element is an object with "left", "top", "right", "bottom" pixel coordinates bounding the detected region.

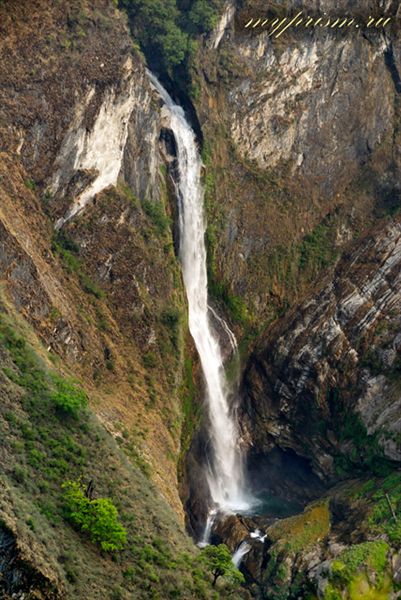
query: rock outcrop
[{"left": 242, "top": 217, "right": 401, "bottom": 479}]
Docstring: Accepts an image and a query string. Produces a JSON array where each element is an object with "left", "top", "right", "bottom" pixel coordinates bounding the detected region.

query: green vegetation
[
  {"left": 323, "top": 541, "right": 391, "bottom": 600},
  {"left": 261, "top": 485, "right": 399, "bottom": 600},
  {"left": 0, "top": 313, "right": 90, "bottom": 491},
  {"left": 259, "top": 505, "right": 330, "bottom": 598},
  {"left": 119, "top": 0, "right": 222, "bottom": 74},
  {"left": 0, "top": 318, "right": 86, "bottom": 420},
  {"left": 299, "top": 220, "right": 339, "bottom": 276},
  {"left": 179, "top": 355, "right": 201, "bottom": 459},
  {"left": 142, "top": 198, "right": 171, "bottom": 236},
  {"left": 266, "top": 213, "right": 339, "bottom": 299},
  {"left": 268, "top": 502, "right": 330, "bottom": 553},
  {"left": 316, "top": 472, "right": 401, "bottom": 599},
  {"left": 24, "top": 178, "right": 37, "bottom": 191},
  {"left": 161, "top": 307, "right": 182, "bottom": 351},
  {"left": 262, "top": 549, "right": 293, "bottom": 600},
  {"left": 200, "top": 544, "right": 244, "bottom": 587},
  {"left": 202, "top": 144, "right": 253, "bottom": 329},
  {"left": 332, "top": 406, "right": 393, "bottom": 477},
  {"left": 208, "top": 278, "right": 250, "bottom": 327},
  {"left": 184, "top": 0, "right": 220, "bottom": 36},
  {"left": 203, "top": 135, "right": 342, "bottom": 333},
  {"left": 62, "top": 480, "right": 127, "bottom": 552},
  {"left": 331, "top": 541, "right": 389, "bottom": 586},
  {"left": 49, "top": 375, "right": 88, "bottom": 417},
  {"left": 52, "top": 232, "right": 104, "bottom": 299},
  {"left": 324, "top": 386, "right": 393, "bottom": 477},
  {"left": 362, "top": 472, "right": 401, "bottom": 546},
  {"left": 120, "top": 0, "right": 187, "bottom": 73},
  {"left": 0, "top": 305, "right": 242, "bottom": 598}
]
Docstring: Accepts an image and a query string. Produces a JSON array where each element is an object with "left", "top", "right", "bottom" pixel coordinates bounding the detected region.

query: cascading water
[
  {"left": 148, "top": 72, "right": 251, "bottom": 520},
  {"left": 232, "top": 541, "right": 251, "bottom": 568}
]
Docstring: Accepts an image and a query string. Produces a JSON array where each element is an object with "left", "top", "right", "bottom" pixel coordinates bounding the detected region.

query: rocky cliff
[
  {"left": 242, "top": 217, "right": 401, "bottom": 473},
  {"left": 232, "top": 217, "right": 401, "bottom": 598},
  {"left": 2, "top": 0, "right": 401, "bottom": 598},
  {"left": 191, "top": 0, "right": 401, "bottom": 336},
  {"left": 0, "top": 0, "right": 190, "bottom": 514}
]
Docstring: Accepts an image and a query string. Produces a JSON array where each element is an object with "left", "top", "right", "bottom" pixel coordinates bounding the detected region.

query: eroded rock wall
[
  {"left": 192, "top": 0, "right": 401, "bottom": 330},
  {"left": 242, "top": 217, "right": 401, "bottom": 480}
]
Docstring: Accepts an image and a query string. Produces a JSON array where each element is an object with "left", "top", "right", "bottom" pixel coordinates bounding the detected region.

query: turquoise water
[{"left": 243, "top": 492, "right": 304, "bottom": 519}]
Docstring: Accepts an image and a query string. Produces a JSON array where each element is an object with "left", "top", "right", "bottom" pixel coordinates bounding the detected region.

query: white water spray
[
  {"left": 232, "top": 541, "right": 251, "bottom": 568},
  {"left": 250, "top": 529, "right": 266, "bottom": 543},
  {"left": 148, "top": 72, "right": 250, "bottom": 517},
  {"left": 208, "top": 305, "right": 238, "bottom": 353},
  {"left": 198, "top": 510, "right": 217, "bottom": 548}
]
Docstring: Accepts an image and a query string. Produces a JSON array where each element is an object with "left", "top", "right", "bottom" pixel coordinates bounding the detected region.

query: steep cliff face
[
  {"left": 191, "top": 0, "right": 401, "bottom": 335},
  {"left": 227, "top": 214, "right": 401, "bottom": 597},
  {"left": 242, "top": 216, "right": 401, "bottom": 478},
  {"left": 179, "top": 3, "right": 401, "bottom": 597},
  {"left": 3, "top": 0, "right": 401, "bottom": 597},
  {"left": 0, "top": 297, "right": 218, "bottom": 600}
]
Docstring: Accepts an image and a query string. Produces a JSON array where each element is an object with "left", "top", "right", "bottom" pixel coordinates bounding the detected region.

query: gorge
[{"left": 1, "top": 1, "right": 401, "bottom": 599}]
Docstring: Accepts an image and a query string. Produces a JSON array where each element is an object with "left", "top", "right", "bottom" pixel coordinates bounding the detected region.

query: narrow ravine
[{"left": 148, "top": 72, "right": 251, "bottom": 530}]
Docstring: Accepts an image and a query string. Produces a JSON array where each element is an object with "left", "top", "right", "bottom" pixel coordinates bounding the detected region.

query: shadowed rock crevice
[
  {"left": 0, "top": 523, "right": 61, "bottom": 600},
  {"left": 385, "top": 43, "right": 401, "bottom": 93},
  {"left": 246, "top": 447, "right": 328, "bottom": 515}
]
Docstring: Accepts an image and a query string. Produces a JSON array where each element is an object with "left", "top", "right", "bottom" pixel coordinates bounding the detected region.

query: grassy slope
[{"left": 0, "top": 296, "right": 242, "bottom": 600}]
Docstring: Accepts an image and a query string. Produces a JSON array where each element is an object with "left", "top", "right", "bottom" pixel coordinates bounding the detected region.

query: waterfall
[
  {"left": 232, "top": 541, "right": 251, "bottom": 568},
  {"left": 198, "top": 510, "right": 217, "bottom": 548},
  {"left": 250, "top": 529, "right": 266, "bottom": 543},
  {"left": 148, "top": 72, "right": 251, "bottom": 517}
]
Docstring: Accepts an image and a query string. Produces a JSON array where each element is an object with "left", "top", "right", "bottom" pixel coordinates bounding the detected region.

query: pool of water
[{"left": 249, "top": 492, "right": 304, "bottom": 519}]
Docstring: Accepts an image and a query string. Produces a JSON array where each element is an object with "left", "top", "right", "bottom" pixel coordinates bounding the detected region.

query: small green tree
[
  {"left": 200, "top": 544, "right": 245, "bottom": 587},
  {"left": 84, "top": 498, "right": 127, "bottom": 552},
  {"left": 62, "top": 480, "right": 127, "bottom": 552}
]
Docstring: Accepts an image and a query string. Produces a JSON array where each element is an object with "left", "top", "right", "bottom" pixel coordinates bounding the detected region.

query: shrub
[
  {"left": 161, "top": 308, "right": 181, "bottom": 350},
  {"left": 186, "top": 0, "right": 219, "bottom": 35},
  {"left": 52, "top": 233, "right": 105, "bottom": 299},
  {"left": 79, "top": 273, "right": 105, "bottom": 299},
  {"left": 120, "top": 0, "right": 187, "bottom": 73},
  {"left": 143, "top": 351, "right": 158, "bottom": 369},
  {"left": 142, "top": 199, "right": 170, "bottom": 235},
  {"left": 332, "top": 541, "right": 389, "bottom": 585},
  {"left": 299, "top": 220, "right": 338, "bottom": 275},
  {"left": 25, "top": 179, "right": 37, "bottom": 191},
  {"left": 62, "top": 480, "right": 127, "bottom": 552},
  {"left": 50, "top": 375, "right": 88, "bottom": 417}
]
